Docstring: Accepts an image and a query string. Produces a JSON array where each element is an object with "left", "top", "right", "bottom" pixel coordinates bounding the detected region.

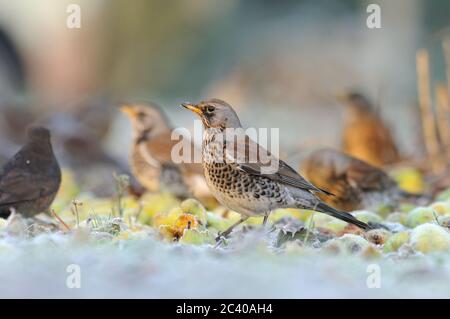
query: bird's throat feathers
[
  {"left": 135, "top": 128, "right": 152, "bottom": 145},
  {"left": 134, "top": 124, "right": 169, "bottom": 145}
]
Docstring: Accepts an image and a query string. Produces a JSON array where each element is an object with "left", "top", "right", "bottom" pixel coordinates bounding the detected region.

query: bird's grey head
[
  {"left": 121, "top": 103, "right": 170, "bottom": 136},
  {"left": 181, "top": 98, "right": 242, "bottom": 129},
  {"left": 27, "top": 126, "right": 51, "bottom": 142},
  {"left": 337, "top": 91, "right": 373, "bottom": 112}
]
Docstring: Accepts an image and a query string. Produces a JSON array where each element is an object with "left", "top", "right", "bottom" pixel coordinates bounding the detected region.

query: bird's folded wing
[
  {"left": 225, "top": 135, "right": 333, "bottom": 195},
  {"left": 181, "top": 144, "right": 204, "bottom": 176},
  {"left": 143, "top": 132, "right": 204, "bottom": 176},
  {"left": 142, "top": 132, "right": 203, "bottom": 180},
  {"left": 183, "top": 161, "right": 204, "bottom": 176},
  {"left": 346, "top": 161, "right": 389, "bottom": 191},
  {"left": 0, "top": 169, "right": 43, "bottom": 204},
  {"left": 140, "top": 132, "right": 176, "bottom": 166}
]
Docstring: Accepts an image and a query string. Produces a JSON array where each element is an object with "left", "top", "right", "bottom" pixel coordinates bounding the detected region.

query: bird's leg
[
  {"left": 6, "top": 207, "right": 17, "bottom": 226},
  {"left": 262, "top": 212, "right": 270, "bottom": 226},
  {"left": 216, "top": 216, "right": 249, "bottom": 241}
]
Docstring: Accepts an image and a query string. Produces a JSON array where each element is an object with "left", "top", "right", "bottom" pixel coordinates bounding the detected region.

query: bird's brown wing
[
  {"left": 343, "top": 114, "right": 399, "bottom": 167},
  {"left": 345, "top": 159, "right": 392, "bottom": 192},
  {"left": 313, "top": 147, "right": 393, "bottom": 193},
  {"left": 0, "top": 166, "right": 44, "bottom": 205},
  {"left": 141, "top": 131, "right": 176, "bottom": 165},
  {"left": 181, "top": 145, "right": 204, "bottom": 176},
  {"left": 227, "top": 135, "right": 333, "bottom": 195},
  {"left": 303, "top": 150, "right": 352, "bottom": 197},
  {"left": 142, "top": 131, "right": 203, "bottom": 174},
  {"left": 142, "top": 131, "right": 211, "bottom": 199},
  {"left": 373, "top": 120, "right": 400, "bottom": 164}
]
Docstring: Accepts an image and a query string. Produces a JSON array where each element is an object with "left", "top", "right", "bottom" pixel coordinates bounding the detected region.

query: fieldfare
[
  {"left": 121, "top": 102, "right": 211, "bottom": 201},
  {"left": 182, "top": 99, "right": 371, "bottom": 238},
  {"left": 301, "top": 148, "right": 427, "bottom": 211},
  {"left": 338, "top": 91, "right": 400, "bottom": 167}
]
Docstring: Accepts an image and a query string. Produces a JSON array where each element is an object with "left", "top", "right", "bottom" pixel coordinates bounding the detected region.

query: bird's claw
[
  {"left": 215, "top": 232, "right": 224, "bottom": 243},
  {"left": 214, "top": 234, "right": 227, "bottom": 249}
]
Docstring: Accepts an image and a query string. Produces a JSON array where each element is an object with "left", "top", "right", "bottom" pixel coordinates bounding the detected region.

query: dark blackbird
[{"left": 0, "top": 126, "right": 61, "bottom": 218}]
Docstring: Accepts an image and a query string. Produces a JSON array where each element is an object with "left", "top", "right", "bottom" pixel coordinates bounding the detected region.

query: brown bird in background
[
  {"left": 0, "top": 101, "right": 35, "bottom": 152},
  {"left": 0, "top": 126, "right": 61, "bottom": 218},
  {"left": 338, "top": 91, "right": 400, "bottom": 167},
  {"left": 0, "top": 136, "right": 17, "bottom": 165},
  {"left": 121, "top": 102, "right": 211, "bottom": 201},
  {"left": 41, "top": 96, "right": 141, "bottom": 197},
  {"left": 182, "top": 99, "right": 371, "bottom": 239},
  {"left": 301, "top": 148, "right": 427, "bottom": 211}
]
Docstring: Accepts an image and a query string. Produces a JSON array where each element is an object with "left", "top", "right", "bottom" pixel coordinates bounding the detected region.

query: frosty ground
[{"left": 0, "top": 227, "right": 449, "bottom": 298}]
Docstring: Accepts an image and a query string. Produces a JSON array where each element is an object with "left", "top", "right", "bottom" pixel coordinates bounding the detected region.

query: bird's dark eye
[
  {"left": 205, "top": 105, "right": 215, "bottom": 114},
  {"left": 137, "top": 112, "right": 146, "bottom": 119}
]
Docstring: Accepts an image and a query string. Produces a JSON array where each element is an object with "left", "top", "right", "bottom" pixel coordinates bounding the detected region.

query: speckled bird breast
[{"left": 201, "top": 129, "right": 286, "bottom": 216}]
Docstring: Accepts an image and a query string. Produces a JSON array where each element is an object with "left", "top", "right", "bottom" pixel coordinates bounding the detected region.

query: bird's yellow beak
[
  {"left": 120, "top": 105, "right": 138, "bottom": 118},
  {"left": 181, "top": 102, "right": 202, "bottom": 115}
]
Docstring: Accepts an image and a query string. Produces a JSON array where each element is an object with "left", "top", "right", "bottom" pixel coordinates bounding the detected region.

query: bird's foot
[
  {"left": 6, "top": 207, "right": 17, "bottom": 226},
  {"left": 215, "top": 231, "right": 227, "bottom": 242},
  {"left": 214, "top": 233, "right": 228, "bottom": 249}
]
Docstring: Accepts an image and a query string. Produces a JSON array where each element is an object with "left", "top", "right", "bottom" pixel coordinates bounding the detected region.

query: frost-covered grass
[
  {"left": 1, "top": 170, "right": 450, "bottom": 298},
  {"left": 0, "top": 224, "right": 450, "bottom": 298}
]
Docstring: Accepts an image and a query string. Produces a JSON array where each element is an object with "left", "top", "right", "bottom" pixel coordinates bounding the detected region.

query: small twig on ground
[
  {"left": 417, "top": 49, "right": 442, "bottom": 172},
  {"left": 135, "top": 201, "right": 143, "bottom": 224},
  {"left": 435, "top": 84, "right": 450, "bottom": 159},
  {"left": 51, "top": 209, "right": 71, "bottom": 232},
  {"left": 304, "top": 213, "right": 315, "bottom": 245}
]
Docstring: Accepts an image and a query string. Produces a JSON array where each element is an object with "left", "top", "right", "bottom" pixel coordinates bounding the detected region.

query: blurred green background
[{"left": 0, "top": 0, "right": 449, "bottom": 159}]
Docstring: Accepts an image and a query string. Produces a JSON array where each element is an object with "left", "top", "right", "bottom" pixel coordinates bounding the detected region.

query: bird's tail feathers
[
  {"left": 317, "top": 187, "right": 335, "bottom": 197},
  {"left": 398, "top": 190, "right": 432, "bottom": 202},
  {"left": 313, "top": 202, "right": 372, "bottom": 230}
]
